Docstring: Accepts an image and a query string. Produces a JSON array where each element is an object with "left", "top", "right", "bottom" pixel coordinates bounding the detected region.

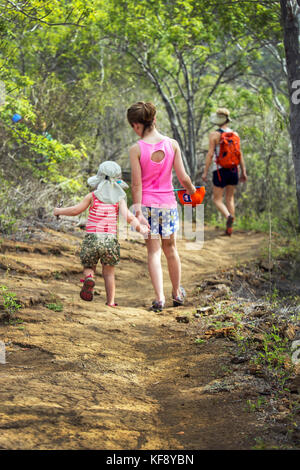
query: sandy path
[{"left": 0, "top": 226, "right": 267, "bottom": 449}]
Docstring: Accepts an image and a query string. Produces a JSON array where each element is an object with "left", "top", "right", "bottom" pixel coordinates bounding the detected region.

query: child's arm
[
  {"left": 119, "top": 199, "right": 149, "bottom": 235},
  {"left": 172, "top": 140, "right": 196, "bottom": 195},
  {"left": 53, "top": 193, "right": 93, "bottom": 217}
]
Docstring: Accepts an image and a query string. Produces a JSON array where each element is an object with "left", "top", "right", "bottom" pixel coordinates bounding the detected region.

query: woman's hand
[
  {"left": 53, "top": 208, "right": 61, "bottom": 217},
  {"left": 186, "top": 184, "right": 196, "bottom": 196},
  {"left": 240, "top": 171, "right": 248, "bottom": 183}
]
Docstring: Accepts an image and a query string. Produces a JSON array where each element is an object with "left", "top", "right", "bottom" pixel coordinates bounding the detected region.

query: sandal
[
  {"left": 172, "top": 286, "right": 186, "bottom": 307},
  {"left": 106, "top": 302, "right": 118, "bottom": 307},
  {"left": 150, "top": 300, "right": 165, "bottom": 312},
  {"left": 80, "top": 276, "right": 95, "bottom": 301}
]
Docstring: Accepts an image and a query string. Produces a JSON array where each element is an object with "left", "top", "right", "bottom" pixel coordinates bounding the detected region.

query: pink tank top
[
  {"left": 138, "top": 137, "right": 177, "bottom": 208},
  {"left": 86, "top": 193, "right": 119, "bottom": 234}
]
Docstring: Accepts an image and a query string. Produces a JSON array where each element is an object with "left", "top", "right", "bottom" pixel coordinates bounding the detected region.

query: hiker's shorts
[
  {"left": 80, "top": 233, "right": 120, "bottom": 267},
  {"left": 142, "top": 206, "right": 179, "bottom": 238},
  {"left": 213, "top": 167, "right": 239, "bottom": 188}
]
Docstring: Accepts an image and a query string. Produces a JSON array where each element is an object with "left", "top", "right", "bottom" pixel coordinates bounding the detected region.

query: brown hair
[{"left": 127, "top": 101, "right": 156, "bottom": 136}]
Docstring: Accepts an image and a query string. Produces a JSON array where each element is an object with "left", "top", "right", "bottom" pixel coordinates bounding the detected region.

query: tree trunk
[{"left": 280, "top": 0, "right": 300, "bottom": 226}]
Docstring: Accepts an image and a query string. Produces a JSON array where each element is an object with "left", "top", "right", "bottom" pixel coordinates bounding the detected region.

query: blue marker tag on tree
[{"left": 12, "top": 113, "right": 22, "bottom": 123}]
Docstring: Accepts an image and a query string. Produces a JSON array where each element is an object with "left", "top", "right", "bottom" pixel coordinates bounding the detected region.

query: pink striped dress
[{"left": 86, "top": 192, "right": 119, "bottom": 235}]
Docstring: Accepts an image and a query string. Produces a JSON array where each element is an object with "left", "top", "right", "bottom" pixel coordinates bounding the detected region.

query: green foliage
[
  {"left": 269, "top": 234, "right": 300, "bottom": 261},
  {"left": 90, "top": 0, "right": 283, "bottom": 178},
  {"left": 194, "top": 338, "right": 205, "bottom": 345},
  {"left": 0, "top": 214, "right": 17, "bottom": 235},
  {"left": 0, "top": 0, "right": 297, "bottom": 234},
  {"left": 246, "top": 397, "right": 267, "bottom": 413},
  {"left": 45, "top": 302, "right": 63, "bottom": 312},
  {"left": 254, "top": 325, "right": 290, "bottom": 371},
  {"left": 1, "top": 93, "right": 87, "bottom": 184},
  {"left": 0, "top": 285, "right": 21, "bottom": 320}
]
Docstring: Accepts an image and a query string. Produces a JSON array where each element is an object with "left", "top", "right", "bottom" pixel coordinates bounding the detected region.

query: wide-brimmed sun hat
[
  {"left": 210, "top": 108, "right": 231, "bottom": 126},
  {"left": 87, "top": 161, "right": 129, "bottom": 204}
]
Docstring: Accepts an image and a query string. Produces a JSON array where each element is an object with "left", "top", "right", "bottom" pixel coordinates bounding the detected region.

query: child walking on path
[
  {"left": 54, "top": 161, "right": 148, "bottom": 306},
  {"left": 127, "top": 101, "right": 196, "bottom": 312}
]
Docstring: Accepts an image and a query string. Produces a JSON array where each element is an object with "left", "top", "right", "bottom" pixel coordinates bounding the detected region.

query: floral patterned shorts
[
  {"left": 79, "top": 233, "right": 120, "bottom": 267},
  {"left": 142, "top": 206, "right": 179, "bottom": 238}
]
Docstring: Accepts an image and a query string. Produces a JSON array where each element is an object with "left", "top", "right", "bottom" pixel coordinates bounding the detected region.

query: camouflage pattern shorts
[{"left": 80, "top": 233, "right": 120, "bottom": 267}]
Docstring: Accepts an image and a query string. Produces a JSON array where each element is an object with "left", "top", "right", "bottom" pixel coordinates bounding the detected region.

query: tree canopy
[{"left": 0, "top": 0, "right": 299, "bottom": 233}]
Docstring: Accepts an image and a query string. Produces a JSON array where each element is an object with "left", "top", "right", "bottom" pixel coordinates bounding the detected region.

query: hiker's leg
[
  {"left": 162, "top": 233, "right": 181, "bottom": 299},
  {"left": 102, "top": 264, "right": 115, "bottom": 305},
  {"left": 145, "top": 237, "right": 165, "bottom": 303},
  {"left": 212, "top": 186, "right": 230, "bottom": 218},
  {"left": 225, "top": 185, "right": 236, "bottom": 218},
  {"left": 83, "top": 266, "right": 96, "bottom": 279},
  {"left": 80, "top": 234, "right": 99, "bottom": 280}
]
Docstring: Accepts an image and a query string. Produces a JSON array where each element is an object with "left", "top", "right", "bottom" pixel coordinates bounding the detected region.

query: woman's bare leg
[
  {"left": 145, "top": 236, "right": 165, "bottom": 303},
  {"left": 212, "top": 185, "right": 230, "bottom": 218},
  {"left": 162, "top": 233, "right": 181, "bottom": 299},
  {"left": 225, "top": 185, "right": 236, "bottom": 218}
]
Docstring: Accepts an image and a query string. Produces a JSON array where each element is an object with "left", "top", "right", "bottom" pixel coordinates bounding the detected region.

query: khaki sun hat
[
  {"left": 210, "top": 108, "right": 231, "bottom": 126},
  {"left": 87, "top": 161, "right": 129, "bottom": 204}
]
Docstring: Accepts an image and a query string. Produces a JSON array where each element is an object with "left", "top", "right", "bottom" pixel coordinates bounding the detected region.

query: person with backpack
[{"left": 202, "top": 108, "right": 248, "bottom": 236}]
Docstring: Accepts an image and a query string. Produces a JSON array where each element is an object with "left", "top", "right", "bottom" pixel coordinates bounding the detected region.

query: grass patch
[{"left": 45, "top": 302, "right": 63, "bottom": 312}]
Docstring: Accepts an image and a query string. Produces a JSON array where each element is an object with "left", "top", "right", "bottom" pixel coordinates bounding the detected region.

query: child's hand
[
  {"left": 138, "top": 223, "right": 150, "bottom": 236},
  {"left": 137, "top": 213, "right": 150, "bottom": 228}
]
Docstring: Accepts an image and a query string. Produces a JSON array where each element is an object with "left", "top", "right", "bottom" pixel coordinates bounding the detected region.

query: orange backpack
[{"left": 216, "top": 129, "right": 241, "bottom": 169}]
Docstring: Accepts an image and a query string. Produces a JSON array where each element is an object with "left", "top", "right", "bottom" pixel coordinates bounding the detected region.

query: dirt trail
[{"left": 0, "top": 225, "right": 267, "bottom": 450}]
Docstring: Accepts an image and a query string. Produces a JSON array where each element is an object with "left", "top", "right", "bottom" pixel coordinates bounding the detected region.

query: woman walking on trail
[
  {"left": 127, "top": 101, "right": 196, "bottom": 312},
  {"left": 202, "top": 108, "right": 248, "bottom": 235},
  {"left": 54, "top": 161, "right": 148, "bottom": 307}
]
